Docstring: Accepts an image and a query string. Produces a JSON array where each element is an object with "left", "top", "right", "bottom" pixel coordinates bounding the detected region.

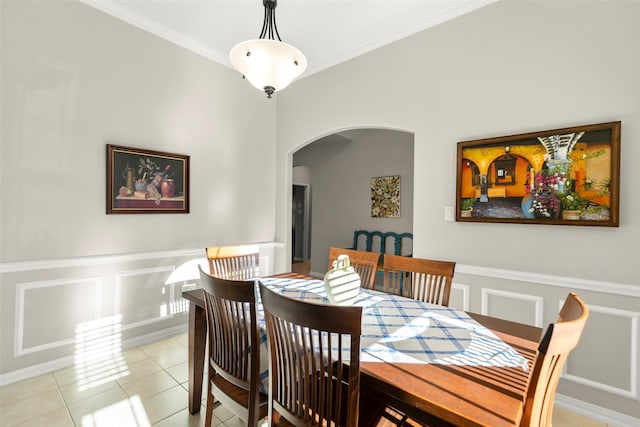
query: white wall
[
  {"left": 292, "top": 165, "right": 311, "bottom": 186},
  {"left": 293, "top": 130, "right": 414, "bottom": 274},
  {"left": 275, "top": 1, "right": 640, "bottom": 423},
  {"left": 0, "top": 1, "right": 277, "bottom": 378},
  {"left": 1, "top": 0, "right": 277, "bottom": 263}
]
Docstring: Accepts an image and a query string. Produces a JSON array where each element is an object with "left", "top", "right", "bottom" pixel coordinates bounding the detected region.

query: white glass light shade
[{"left": 229, "top": 39, "right": 307, "bottom": 95}]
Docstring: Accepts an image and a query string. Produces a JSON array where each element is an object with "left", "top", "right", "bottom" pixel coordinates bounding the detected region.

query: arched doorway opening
[{"left": 291, "top": 128, "right": 414, "bottom": 277}]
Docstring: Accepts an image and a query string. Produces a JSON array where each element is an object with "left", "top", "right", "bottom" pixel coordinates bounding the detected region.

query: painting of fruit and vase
[{"left": 107, "top": 144, "right": 190, "bottom": 214}]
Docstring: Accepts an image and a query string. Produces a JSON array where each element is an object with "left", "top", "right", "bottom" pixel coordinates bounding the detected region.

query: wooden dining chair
[
  {"left": 198, "top": 266, "right": 267, "bottom": 427},
  {"left": 363, "top": 293, "right": 590, "bottom": 427},
  {"left": 382, "top": 254, "right": 456, "bottom": 305},
  {"left": 328, "top": 247, "right": 381, "bottom": 290},
  {"left": 259, "top": 282, "right": 363, "bottom": 426},
  {"left": 520, "top": 292, "right": 589, "bottom": 427},
  {"left": 205, "top": 244, "right": 259, "bottom": 280}
]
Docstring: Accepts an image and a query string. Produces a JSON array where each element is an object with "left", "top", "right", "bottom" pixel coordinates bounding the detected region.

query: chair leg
[{"left": 204, "top": 383, "right": 214, "bottom": 427}]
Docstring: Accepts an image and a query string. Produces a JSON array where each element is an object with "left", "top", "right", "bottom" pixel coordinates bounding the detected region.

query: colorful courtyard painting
[{"left": 455, "top": 122, "right": 620, "bottom": 227}]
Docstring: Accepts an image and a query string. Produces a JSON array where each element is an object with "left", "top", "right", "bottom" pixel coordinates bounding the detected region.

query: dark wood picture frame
[
  {"left": 107, "top": 144, "right": 190, "bottom": 214},
  {"left": 456, "top": 121, "right": 620, "bottom": 226}
]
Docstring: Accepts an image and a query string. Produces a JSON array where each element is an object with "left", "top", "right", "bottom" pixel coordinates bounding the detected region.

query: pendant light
[{"left": 229, "top": 0, "right": 307, "bottom": 98}]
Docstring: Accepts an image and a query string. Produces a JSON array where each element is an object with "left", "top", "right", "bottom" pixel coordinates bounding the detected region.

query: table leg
[{"left": 188, "top": 301, "right": 206, "bottom": 414}]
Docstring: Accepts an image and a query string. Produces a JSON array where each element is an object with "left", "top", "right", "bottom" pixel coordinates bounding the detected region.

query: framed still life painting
[
  {"left": 456, "top": 121, "right": 620, "bottom": 226},
  {"left": 107, "top": 144, "right": 190, "bottom": 214}
]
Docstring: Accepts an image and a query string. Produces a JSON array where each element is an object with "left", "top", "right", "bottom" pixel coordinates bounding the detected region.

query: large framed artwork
[
  {"left": 456, "top": 121, "right": 620, "bottom": 226},
  {"left": 107, "top": 144, "right": 190, "bottom": 214},
  {"left": 371, "top": 175, "right": 400, "bottom": 218}
]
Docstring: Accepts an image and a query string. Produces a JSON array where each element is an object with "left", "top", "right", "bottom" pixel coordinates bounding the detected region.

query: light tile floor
[{"left": 0, "top": 332, "right": 607, "bottom": 426}]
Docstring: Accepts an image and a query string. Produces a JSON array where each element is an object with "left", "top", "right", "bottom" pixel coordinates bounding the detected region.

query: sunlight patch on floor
[
  {"left": 75, "top": 315, "right": 129, "bottom": 392},
  {"left": 80, "top": 395, "right": 150, "bottom": 427}
]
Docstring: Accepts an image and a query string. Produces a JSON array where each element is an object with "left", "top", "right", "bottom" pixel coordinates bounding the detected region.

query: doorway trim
[{"left": 292, "top": 183, "right": 311, "bottom": 261}]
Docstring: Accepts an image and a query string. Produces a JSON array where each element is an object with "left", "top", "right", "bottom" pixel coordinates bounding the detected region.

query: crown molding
[
  {"left": 78, "top": 0, "right": 229, "bottom": 65},
  {"left": 78, "top": 0, "right": 498, "bottom": 78}
]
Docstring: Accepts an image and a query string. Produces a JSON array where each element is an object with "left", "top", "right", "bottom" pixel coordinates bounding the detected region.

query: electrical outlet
[{"left": 444, "top": 206, "right": 454, "bottom": 221}]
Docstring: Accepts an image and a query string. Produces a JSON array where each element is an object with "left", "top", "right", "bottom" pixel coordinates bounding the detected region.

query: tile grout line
[{"left": 2, "top": 332, "right": 603, "bottom": 427}]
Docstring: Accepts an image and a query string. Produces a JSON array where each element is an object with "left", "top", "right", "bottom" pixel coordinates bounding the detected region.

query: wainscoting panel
[
  {"left": 115, "top": 266, "right": 176, "bottom": 330},
  {"left": 450, "top": 283, "right": 470, "bottom": 312},
  {"left": 1, "top": 244, "right": 278, "bottom": 385},
  {"left": 16, "top": 276, "right": 104, "bottom": 357},
  {"left": 481, "top": 288, "right": 544, "bottom": 327},
  {"left": 562, "top": 300, "right": 639, "bottom": 399}
]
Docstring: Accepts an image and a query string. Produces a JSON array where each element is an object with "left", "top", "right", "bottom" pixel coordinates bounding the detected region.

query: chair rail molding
[
  {"left": 457, "top": 264, "right": 640, "bottom": 298},
  {"left": 0, "top": 242, "right": 282, "bottom": 273},
  {"left": 1, "top": 248, "right": 203, "bottom": 273}
]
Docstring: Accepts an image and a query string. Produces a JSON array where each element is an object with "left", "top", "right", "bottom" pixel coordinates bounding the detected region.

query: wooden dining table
[{"left": 182, "top": 273, "right": 541, "bottom": 426}]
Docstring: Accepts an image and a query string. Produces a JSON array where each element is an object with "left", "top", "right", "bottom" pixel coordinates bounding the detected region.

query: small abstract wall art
[{"left": 371, "top": 175, "right": 400, "bottom": 218}]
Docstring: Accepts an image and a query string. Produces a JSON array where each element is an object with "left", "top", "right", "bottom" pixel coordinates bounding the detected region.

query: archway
[{"left": 291, "top": 128, "right": 414, "bottom": 276}]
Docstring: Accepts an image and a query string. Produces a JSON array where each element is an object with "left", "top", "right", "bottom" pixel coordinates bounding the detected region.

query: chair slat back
[
  {"left": 259, "top": 283, "right": 363, "bottom": 427},
  {"left": 352, "top": 230, "right": 413, "bottom": 257},
  {"left": 328, "top": 247, "right": 381, "bottom": 290},
  {"left": 205, "top": 245, "right": 259, "bottom": 280},
  {"left": 382, "top": 254, "right": 455, "bottom": 305},
  {"left": 198, "top": 266, "right": 264, "bottom": 426},
  {"left": 521, "top": 293, "right": 589, "bottom": 427}
]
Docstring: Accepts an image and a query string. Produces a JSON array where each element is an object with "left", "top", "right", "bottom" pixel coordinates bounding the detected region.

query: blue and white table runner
[{"left": 255, "top": 276, "right": 529, "bottom": 390}]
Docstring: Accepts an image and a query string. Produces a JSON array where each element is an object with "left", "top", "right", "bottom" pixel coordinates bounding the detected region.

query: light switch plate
[{"left": 444, "top": 206, "right": 454, "bottom": 221}]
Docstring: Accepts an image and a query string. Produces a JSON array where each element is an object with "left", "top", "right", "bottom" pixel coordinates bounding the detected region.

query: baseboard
[
  {"left": 0, "top": 324, "right": 187, "bottom": 387},
  {"left": 0, "top": 355, "right": 76, "bottom": 387},
  {"left": 555, "top": 393, "right": 640, "bottom": 427}
]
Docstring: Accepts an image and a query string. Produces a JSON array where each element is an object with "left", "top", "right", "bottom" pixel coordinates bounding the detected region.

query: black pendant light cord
[{"left": 259, "top": 0, "right": 282, "bottom": 41}]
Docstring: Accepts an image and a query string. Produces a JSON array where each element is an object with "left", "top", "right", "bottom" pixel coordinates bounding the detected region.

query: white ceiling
[{"left": 81, "top": 0, "right": 496, "bottom": 79}]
